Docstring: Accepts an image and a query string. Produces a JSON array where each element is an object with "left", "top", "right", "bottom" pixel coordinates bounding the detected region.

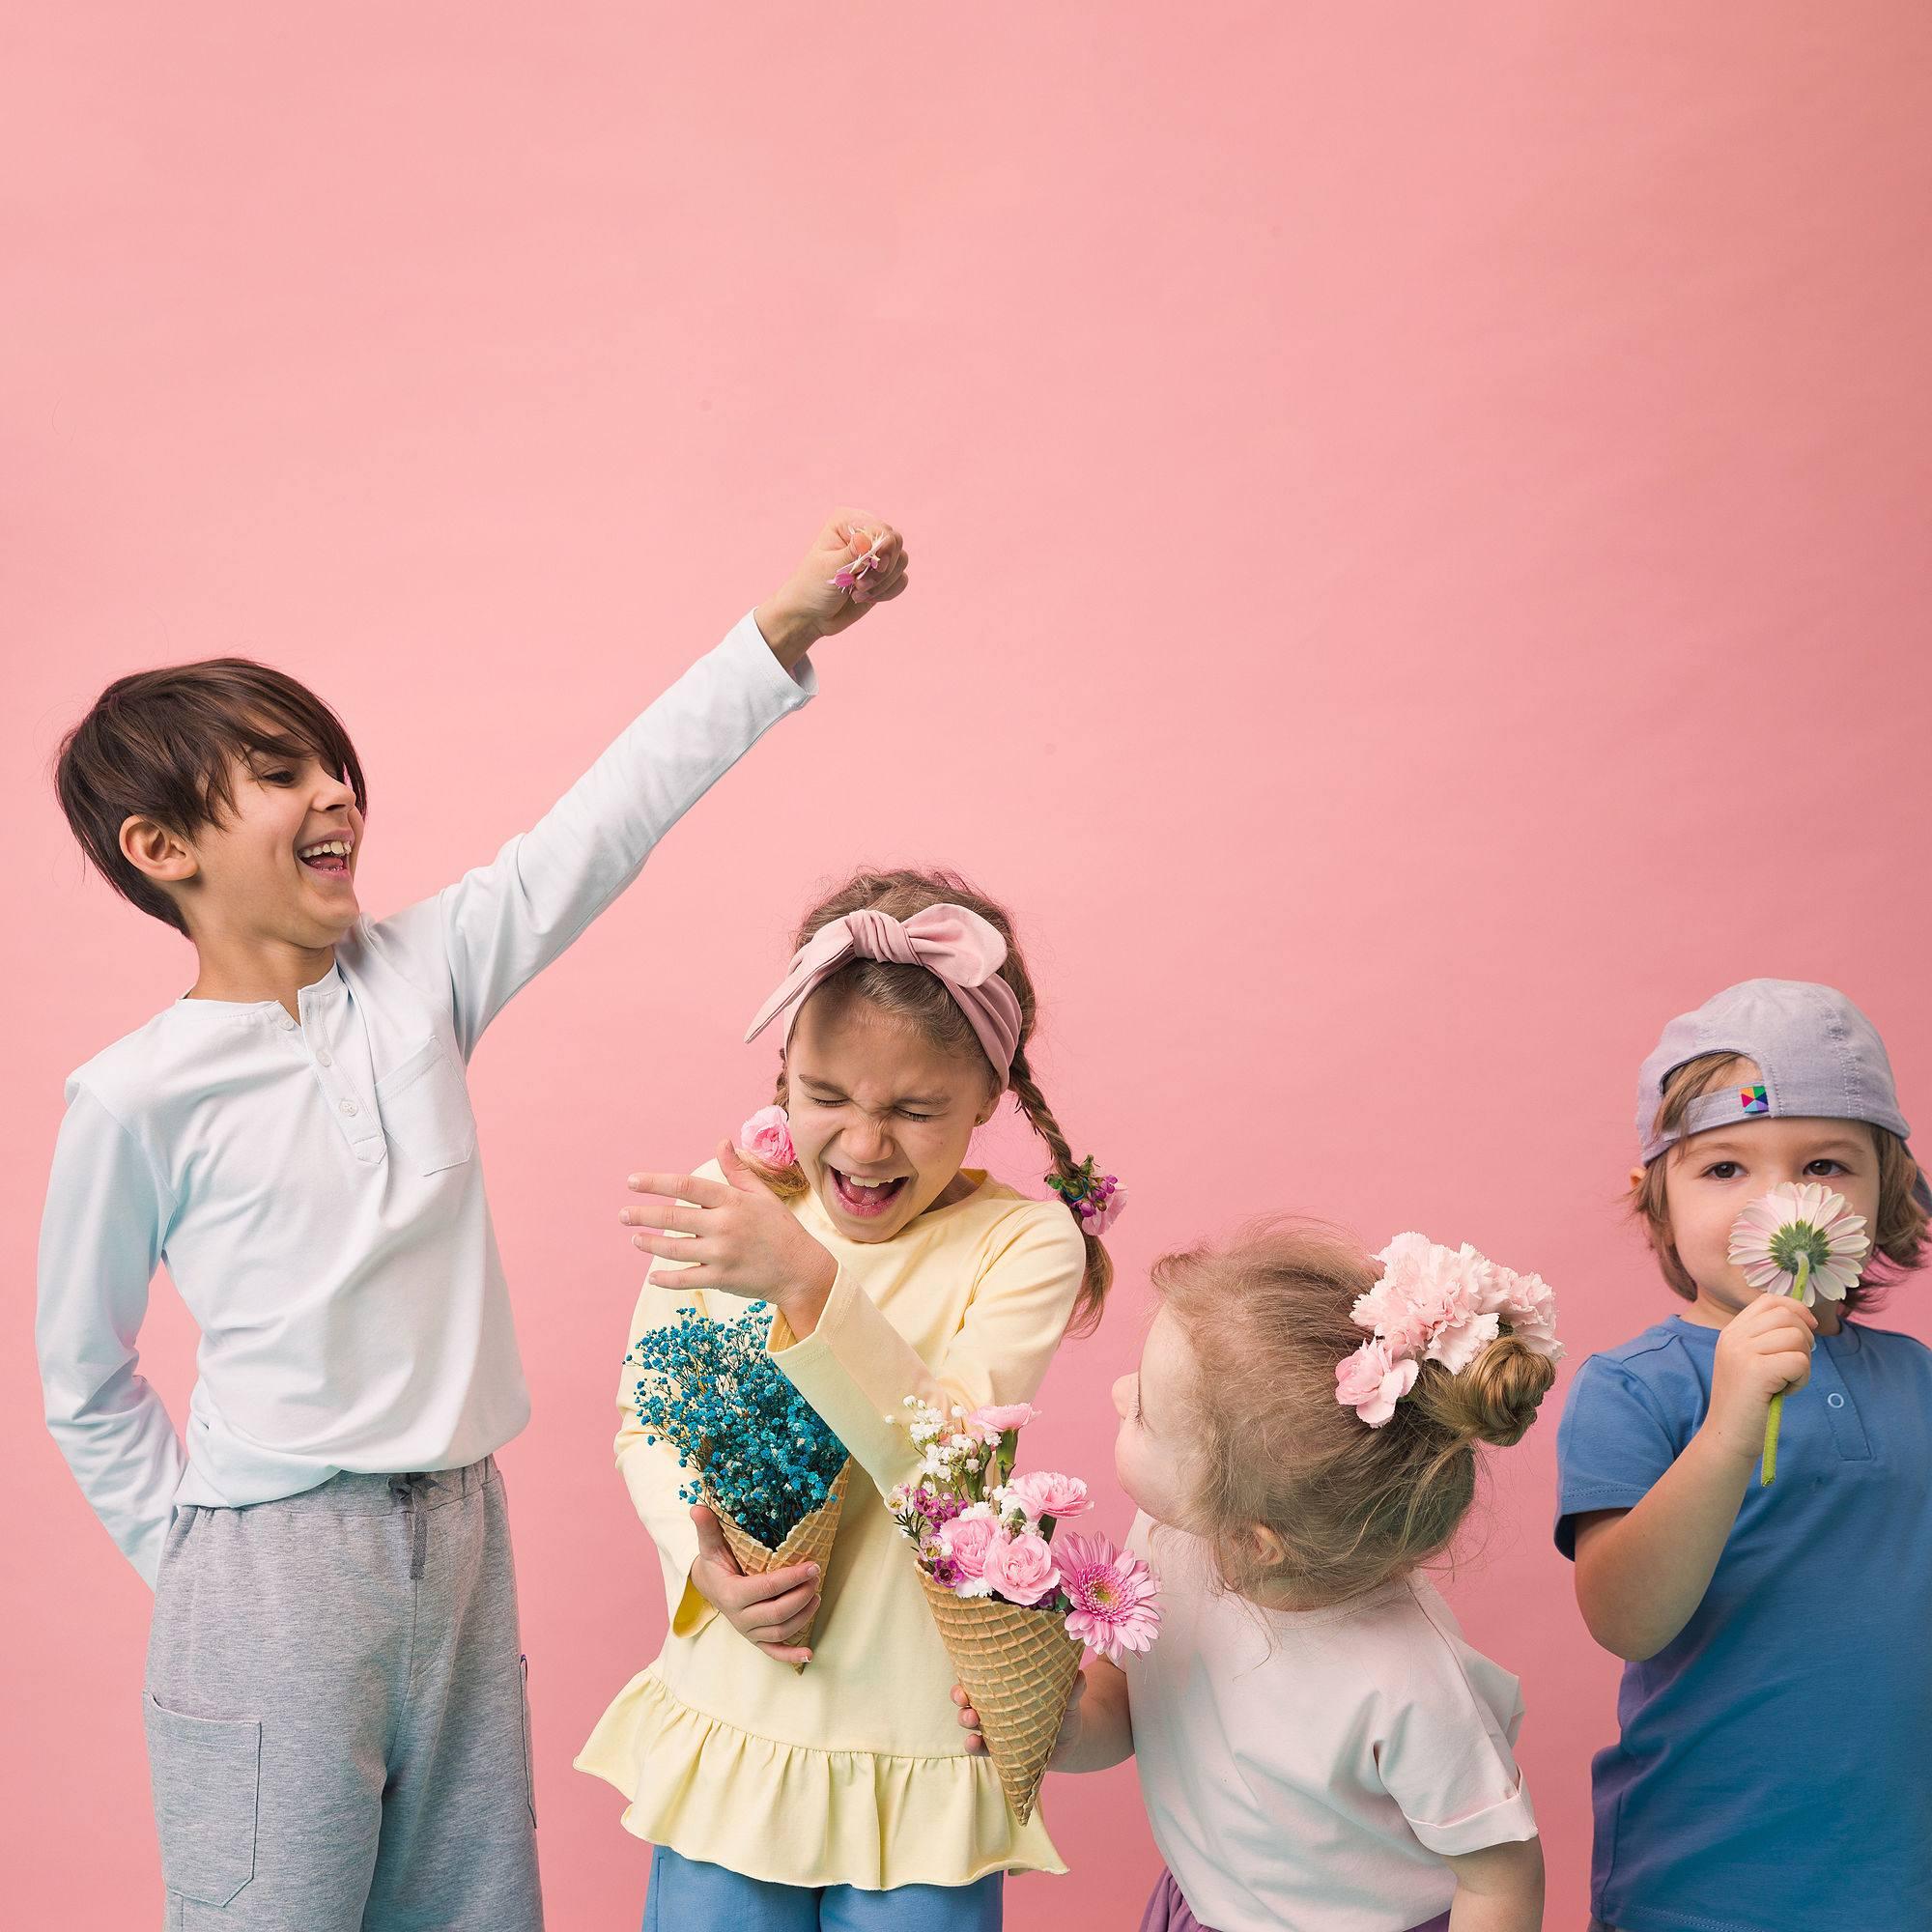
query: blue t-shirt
[{"left": 1556, "top": 1314, "right": 1932, "bottom": 1932}]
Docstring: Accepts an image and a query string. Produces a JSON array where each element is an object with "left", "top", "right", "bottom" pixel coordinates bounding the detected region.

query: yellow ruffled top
[{"left": 576, "top": 1167, "right": 1088, "bottom": 1890}]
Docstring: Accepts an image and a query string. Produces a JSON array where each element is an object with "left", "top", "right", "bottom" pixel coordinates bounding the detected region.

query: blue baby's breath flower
[{"left": 627, "top": 1301, "right": 847, "bottom": 1548}]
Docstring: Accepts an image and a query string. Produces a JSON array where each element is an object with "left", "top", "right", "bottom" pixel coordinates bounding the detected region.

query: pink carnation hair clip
[
  {"left": 829, "top": 528, "right": 889, "bottom": 596},
  {"left": 1047, "top": 1156, "right": 1124, "bottom": 1236},
  {"left": 1335, "top": 1233, "right": 1562, "bottom": 1427}
]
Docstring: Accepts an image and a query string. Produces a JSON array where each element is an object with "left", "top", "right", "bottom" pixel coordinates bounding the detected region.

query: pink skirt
[{"left": 1137, "top": 1867, "right": 1452, "bottom": 1932}]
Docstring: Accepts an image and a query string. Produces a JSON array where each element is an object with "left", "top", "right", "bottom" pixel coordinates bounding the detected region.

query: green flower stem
[{"left": 1760, "top": 1252, "right": 1811, "bottom": 1488}]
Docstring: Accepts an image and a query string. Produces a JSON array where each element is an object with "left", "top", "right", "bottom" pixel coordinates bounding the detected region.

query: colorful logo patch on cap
[{"left": 1740, "top": 1085, "right": 1769, "bottom": 1114}]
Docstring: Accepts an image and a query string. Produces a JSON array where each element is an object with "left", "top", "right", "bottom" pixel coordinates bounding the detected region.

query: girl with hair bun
[
  {"left": 956, "top": 1220, "right": 1559, "bottom": 1932},
  {"left": 580, "top": 867, "right": 1118, "bottom": 1929}
]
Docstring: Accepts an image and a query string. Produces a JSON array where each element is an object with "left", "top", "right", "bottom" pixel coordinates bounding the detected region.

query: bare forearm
[
  {"left": 1576, "top": 1430, "right": 1751, "bottom": 1659},
  {"left": 1446, "top": 1837, "right": 1543, "bottom": 1932},
  {"left": 1053, "top": 1659, "right": 1133, "bottom": 1774}
]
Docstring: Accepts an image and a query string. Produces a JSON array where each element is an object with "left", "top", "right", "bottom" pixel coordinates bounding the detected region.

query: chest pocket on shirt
[{"left": 375, "top": 1037, "right": 476, "bottom": 1175}]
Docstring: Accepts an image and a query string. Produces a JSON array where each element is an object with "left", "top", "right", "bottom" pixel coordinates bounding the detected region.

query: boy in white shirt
[{"left": 36, "top": 511, "right": 906, "bottom": 1930}]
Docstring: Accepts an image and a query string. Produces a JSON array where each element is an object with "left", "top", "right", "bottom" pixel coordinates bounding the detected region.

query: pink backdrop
[{"left": 7, "top": 5, "right": 1931, "bottom": 1925}]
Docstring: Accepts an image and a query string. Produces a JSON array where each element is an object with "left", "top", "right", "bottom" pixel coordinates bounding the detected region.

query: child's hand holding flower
[
  {"left": 1724, "top": 1181, "right": 1869, "bottom": 1485},
  {"left": 623, "top": 1144, "right": 838, "bottom": 1333},
  {"left": 754, "top": 509, "right": 910, "bottom": 668},
  {"left": 688, "top": 1503, "right": 824, "bottom": 1668},
  {"left": 1706, "top": 1294, "right": 1818, "bottom": 1473}
]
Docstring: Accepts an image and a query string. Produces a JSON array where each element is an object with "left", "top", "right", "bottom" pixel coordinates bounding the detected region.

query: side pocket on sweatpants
[
  {"left": 519, "top": 1653, "right": 537, "bottom": 1828},
  {"left": 145, "top": 1693, "right": 262, "bottom": 1906}
]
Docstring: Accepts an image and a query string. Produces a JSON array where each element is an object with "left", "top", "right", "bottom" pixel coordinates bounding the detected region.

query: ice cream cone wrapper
[
  {"left": 918, "top": 1571, "right": 1083, "bottom": 1823},
  {"left": 710, "top": 1458, "right": 854, "bottom": 1671}
]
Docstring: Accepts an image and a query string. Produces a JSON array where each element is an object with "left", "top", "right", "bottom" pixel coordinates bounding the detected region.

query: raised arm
[
  {"left": 36, "top": 1085, "right": 185, "bottom": 1587},
  {"left": 378, "top": 514, "right": 907, "bottom": 1055}
]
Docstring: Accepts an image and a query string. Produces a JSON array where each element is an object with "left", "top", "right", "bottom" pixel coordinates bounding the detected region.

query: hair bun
[{"left": 1414, "top": 1335, "right": 1556, "bottom": 1447}]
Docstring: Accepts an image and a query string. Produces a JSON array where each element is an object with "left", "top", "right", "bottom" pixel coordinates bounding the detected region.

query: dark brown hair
[
  {"left": 54, "top": 658, "right": 366, "bottom": 935},
  {"left": 1154, "top": 1222, "right": 1556, "bottom": 1605},
  {"left": 1632, "top": 1051, "right": 1927, "bottom": 1311},
  {"left": 749, "top": 867, "right": 1113, "bottom": 1334}
]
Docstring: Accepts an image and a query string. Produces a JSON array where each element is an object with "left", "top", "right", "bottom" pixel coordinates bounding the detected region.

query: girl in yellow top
[{"left": 577, "top": 868, "right": 1116, "bottom": 1930}]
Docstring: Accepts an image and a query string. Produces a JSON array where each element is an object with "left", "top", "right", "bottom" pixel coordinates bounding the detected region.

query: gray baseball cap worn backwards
[{"left": 1637, "top": 978, "right": 1930, "bottom": 1208}]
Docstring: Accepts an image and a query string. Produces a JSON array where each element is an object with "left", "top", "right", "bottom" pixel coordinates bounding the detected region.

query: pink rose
[
  {"left": 980, "top": 1528, "right": 1061, "bottom": 1606},
  {"left": 1004, "top": 1471, "right": 1092, "bottom": 1525},
  {"left": 1335, "top": 1338, "right": 1420, "bottom": 1428},
  {"left": 968, "top": 1403, "right": 1039, "bottom": 1435},
  {"left": 739, "top": 1105, "right": 796, "bottom": 1168},
  {"left": 937, "top": 1506, "right": 1000, "bottom": 1585}
]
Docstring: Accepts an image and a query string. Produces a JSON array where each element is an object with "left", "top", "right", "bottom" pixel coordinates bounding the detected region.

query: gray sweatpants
[{"left": 144, "top": 1458, "right": 543, "bottom": 1930}]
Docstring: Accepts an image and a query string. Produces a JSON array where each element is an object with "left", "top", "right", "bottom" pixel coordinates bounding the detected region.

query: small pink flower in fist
[
  {"left": 1005, "top": 1471, "right": 1091, "bottom": 1525},
  {"left": 968, "top": 1403, "right": 1039, "bottom": 1435},
  {"left": 739, "top": 1105, "right": 796, "bottom": 1168},
  {"left": 1335, "top": 1338, "right": 1419, "bottom": 1428},
  {"left": 980, "top": 1528, "right": 1061, "bottom": 1606}
]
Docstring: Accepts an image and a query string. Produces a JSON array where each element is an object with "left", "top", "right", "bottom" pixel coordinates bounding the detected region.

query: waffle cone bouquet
[
  {"left": 888, "top": 1397, "right": 1159, "bottom": 1822},
  {"left": 628, "top": 1300, "right": 852, "bottom": 1665}
]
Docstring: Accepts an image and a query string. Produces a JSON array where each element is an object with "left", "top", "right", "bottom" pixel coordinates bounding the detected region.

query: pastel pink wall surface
[{"left": 6, "top": 5, "right": 1930, "bottom": 1924}]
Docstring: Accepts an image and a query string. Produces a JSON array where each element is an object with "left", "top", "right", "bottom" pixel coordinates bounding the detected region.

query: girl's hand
[
  {"left": 754, "top": 509, "right": 909, "bottom": 668},
  {"left": 623, "top": 1143, "right": 838, "bottom": 1321},
  {"left": 1705, "top": 1293, "right": 1818, "bottom": 1469},
  {"left": 952, "top": 1670, "right": 1087, "bottom": 1767},
  {"left": 688, "top": 1504, "right": 823, "bottom": 1667}
]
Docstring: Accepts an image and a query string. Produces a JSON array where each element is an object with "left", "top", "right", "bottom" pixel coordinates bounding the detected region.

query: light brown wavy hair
[
  {"left": 745, "top": 867, "right": 1112, "bottom": 1335},
  {"left": 1153, "top": 1221, "right": 1556, "bottom": 1604},
  {"left": 1631, "top": 1051, "right": 1926, "bottom": 1313}
]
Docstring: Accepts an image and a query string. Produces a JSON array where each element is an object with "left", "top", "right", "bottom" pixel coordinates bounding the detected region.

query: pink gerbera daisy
[{"left": 1055, "top": 1531, "right": 1160, "bottom": 1662}]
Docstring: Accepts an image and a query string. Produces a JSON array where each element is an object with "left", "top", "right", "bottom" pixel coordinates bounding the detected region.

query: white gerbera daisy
[
  {"left": 1726, "top": 1181, "right": 1870, "bottom": 1305},
  {"left": 1727, "top": 1182, "right": 1871, "bottom": 1486}
]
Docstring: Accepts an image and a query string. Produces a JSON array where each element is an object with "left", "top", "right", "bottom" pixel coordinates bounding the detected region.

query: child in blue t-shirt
[{"left": 1556, "top": 979, "right": 1932, "bottom": 1932}]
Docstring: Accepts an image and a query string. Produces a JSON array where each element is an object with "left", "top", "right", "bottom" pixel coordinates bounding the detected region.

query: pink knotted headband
[{"left": 744, "top": 904, "right": 1024, "bottom": 1086}]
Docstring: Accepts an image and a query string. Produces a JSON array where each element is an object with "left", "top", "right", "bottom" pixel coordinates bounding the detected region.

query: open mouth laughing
[
  {"left": 828, "top": 1166, "right": 911, "bottom": 1220},
  {"left": 297, "top": 834, "right": 355, "bottom": 879}
]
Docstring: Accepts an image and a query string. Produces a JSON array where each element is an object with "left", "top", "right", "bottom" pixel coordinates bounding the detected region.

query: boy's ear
[{"left": 119, "top": 814, "right": 199, "bottom": 886}]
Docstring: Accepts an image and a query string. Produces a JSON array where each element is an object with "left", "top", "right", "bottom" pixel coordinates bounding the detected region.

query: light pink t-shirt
[{"left": 1122, "top": 1517, "right": 1537, "bottom": 1932}]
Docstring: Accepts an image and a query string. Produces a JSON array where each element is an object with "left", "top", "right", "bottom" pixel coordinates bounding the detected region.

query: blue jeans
[{"left": 643, "top": 1845, "right": 1004, "bottom": 1931}]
